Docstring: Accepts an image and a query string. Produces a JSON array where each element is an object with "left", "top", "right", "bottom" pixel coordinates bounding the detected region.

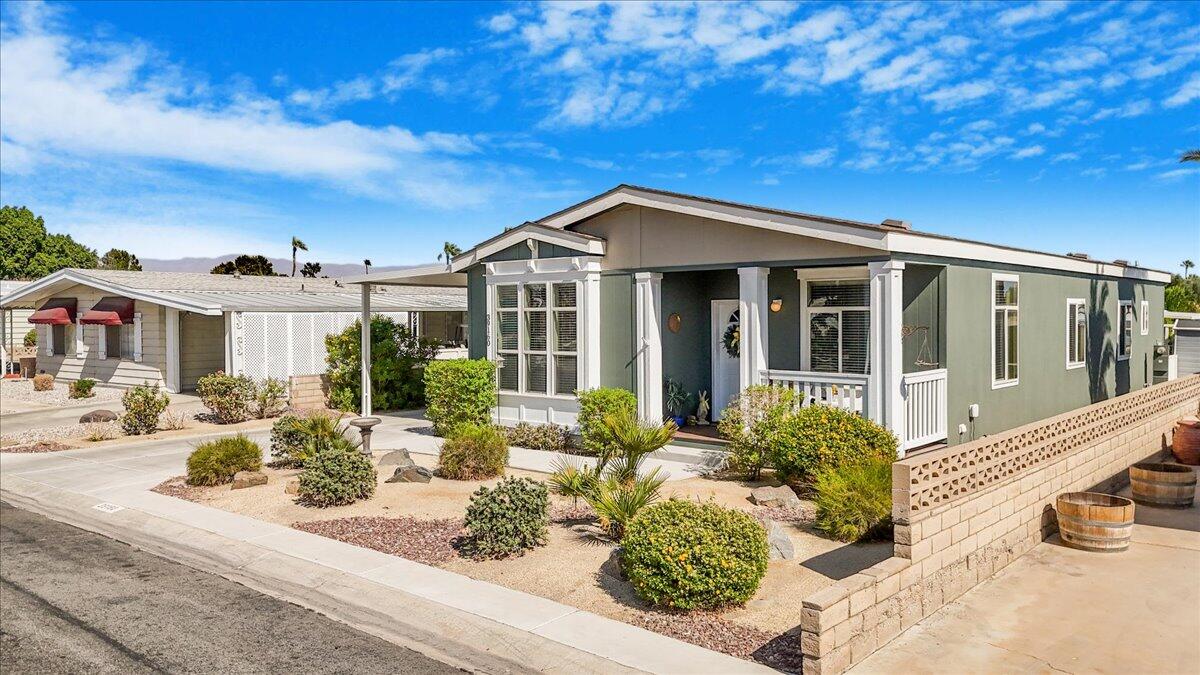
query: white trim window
[
  {"left": 1140, "top": 300, "right": 1149, "bottom": 335},
  {"left": 1118, "top": 300, "right": 1133, "bottom": 360},
  {"left": 804, "top": 278, "right": 870, "bottom": 374},
  {"left": 494, "top": 281, "right": 578, "bottom": 396},
  {"left": 992, "top": 274, "right": 1019, "bottom": 388},
  {"left": 1066, "top": 298, "right": 1086, "bottom": 369}
]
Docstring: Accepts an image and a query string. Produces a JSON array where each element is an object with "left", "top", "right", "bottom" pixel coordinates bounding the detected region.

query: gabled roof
[
  {"left": 0, "top": 269, "right": 466, "bottom": 314},
  {"left": 447, "top": 222, "right": 605, "bottom": 272}
]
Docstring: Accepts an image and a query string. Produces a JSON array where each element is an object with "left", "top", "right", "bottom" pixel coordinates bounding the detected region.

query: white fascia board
[
  {"left": 451, "top": 226, "right": 605, "bottom": 273},
  {"left": 0, "top": 270, "right": 222, "bottom": 314},
  {"left": 342, "top": 263, "right": 463, "bottom": 286},
  {"left": 885, "top": 232, "right": 1171, "bottom": 283},
  {"left": 536, "top": 187, "right": 891, "bottom": 252}
]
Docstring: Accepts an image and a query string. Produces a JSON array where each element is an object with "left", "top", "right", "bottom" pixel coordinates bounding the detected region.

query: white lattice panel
[{"left": 237, "top": 311, "right": 408, "bottom": 381}]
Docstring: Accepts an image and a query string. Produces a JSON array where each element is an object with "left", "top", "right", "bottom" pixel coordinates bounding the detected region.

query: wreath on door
[{"left": 722, "top": 323, "right": 740, "bottom": 358}]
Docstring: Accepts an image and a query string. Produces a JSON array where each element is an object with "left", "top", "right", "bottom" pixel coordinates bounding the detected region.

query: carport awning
[
  {"left": 28, "top": 298, "right": 76, "bottom": 325},
  {"left": 80, "top": 296, "right": 134, "bottom": 325}
]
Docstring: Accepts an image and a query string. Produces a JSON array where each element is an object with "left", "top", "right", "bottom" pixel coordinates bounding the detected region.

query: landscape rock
[
  {"left": 749, "top": 485, "right": 801, "bottom": 509},
  {"left": 756, "top": 515, "right": 796, "bottom": 560},
  {"left": 378, "top": 449, "right": 415, "bottom": 469},
  {"left": 231, "top": 471, "right": 268, "bottom": 490},
  {"left": 79, "top": 409, "right": 119, "bottom": 424},
  {"left": 285, "top": 478, "right": 301, "bottom": 495},
  {"left": 387, "top": 465, "right": 433, "bottom": 484}
]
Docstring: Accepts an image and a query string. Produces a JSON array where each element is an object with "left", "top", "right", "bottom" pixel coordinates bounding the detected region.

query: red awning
[
  {"left": 28, "top": 298, "right": 77, "bottom": 325},
  {"left": 80, "top": 296, "right": 135, "bottom": 325}
]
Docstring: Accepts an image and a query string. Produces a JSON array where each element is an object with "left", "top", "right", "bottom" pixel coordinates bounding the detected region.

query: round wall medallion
[{"left": 667, "top": 313, "right": 682, "bottom": 333}]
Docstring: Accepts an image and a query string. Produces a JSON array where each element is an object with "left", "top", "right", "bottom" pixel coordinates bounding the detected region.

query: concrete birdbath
[{"left": 349, "top": 417, "right": 382, "bottom": 455}]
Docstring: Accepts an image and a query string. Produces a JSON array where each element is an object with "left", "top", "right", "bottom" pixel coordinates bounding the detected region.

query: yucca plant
[
  {"left": 598, "top": 409, "right": 677, "bottom": 482},
  {"left": 547, "top": 457, "right": 600, "bottom": 508},
  {"left": 589, "top": 467, "right": 667, "bottom": 540}
]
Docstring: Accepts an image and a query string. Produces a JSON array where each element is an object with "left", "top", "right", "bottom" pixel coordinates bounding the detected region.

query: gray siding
[
  {"left": 480, "top": 241, "right": 587, "bottom": 262},
  {"left": 467, "top": 267, "right": 487, "bottom": 360}
]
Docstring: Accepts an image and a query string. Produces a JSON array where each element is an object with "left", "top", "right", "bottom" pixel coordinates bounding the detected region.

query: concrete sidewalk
[
  {"left": 852, "top": 480, "right": 1200, "bottom": 674},
  {"left": 0, "top": 433, "right": 770, "bottom": 675}
]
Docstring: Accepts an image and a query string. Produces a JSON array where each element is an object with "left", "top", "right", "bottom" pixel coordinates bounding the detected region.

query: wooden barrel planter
[
  {"left": 1173, "top": 416, "right": 1200, "bottom": 466},
  {"left": 1056, "top": 492, "right": 1134, "bottom": 553},
  {"left": 1130, "top": 463, "right": 1196, "bottom": 508}
]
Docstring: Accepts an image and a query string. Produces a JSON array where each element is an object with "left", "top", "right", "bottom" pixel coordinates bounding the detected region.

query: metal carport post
[{"left": 360, "top": 284, "right": 372, "bottom": 416}]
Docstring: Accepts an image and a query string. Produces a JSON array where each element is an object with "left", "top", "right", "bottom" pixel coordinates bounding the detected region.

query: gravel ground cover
[
  {"left": 294, "top": 516, "right": 465, "bottom": 567},
  {"left": 0, "top": 440, "right": 72, "bottom": 454},
  {"left": 0, "top": 379, "right": 121, "bottom": 408},
  {"left": 0, "top": 423, "right": 121, "bottom": 447},
  {"left": 151, "top": 476, "right": 209, "bottom": 502}
]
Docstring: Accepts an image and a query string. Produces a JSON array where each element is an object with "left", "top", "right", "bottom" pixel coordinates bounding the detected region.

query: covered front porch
[{"left": 649, "top": 261, "right": 948, "bottom": 455}]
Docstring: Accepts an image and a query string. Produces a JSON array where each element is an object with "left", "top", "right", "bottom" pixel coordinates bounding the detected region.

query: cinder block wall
[
  {"left": 288, "top": 374, "right": 330, "bottom": 411},
  {"left": 799, "top": 374, "right": 1200, "bottom": 675}
]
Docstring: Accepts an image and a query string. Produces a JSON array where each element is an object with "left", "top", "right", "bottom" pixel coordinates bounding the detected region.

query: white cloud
[
  {"left": 486, "top": 13, "right": 517, "bottom": 33},
  {"left": 1052, "top": 152, "right": 1080, "bottom": 162},
  {"left": 1037, "top": 46, "right": 1107, "bottom": 73},
  {"left": 1012, "top": 145, "right": 1045, "bottom": 159},
  {"left": 1080, "top": 167, "right": 1107, "bottom": 178},
  {"left": 923, "top": 80, "right": 994, "bottom": 111},
  {"left": 757, "top": 147, "right": 837, "bottom": 169},
  {"left": 997, "top": 1, "right": 1070, "bottom": 29},
  {"left": 1090, "top": 98, "right": 1151, "bottom": 121},
  {"left": 1164, "top": 72, "right": 1200, "bottom": 108},
  {"left": 574, "top": 157, "right": 619, "bottom": 171},
  {"left": 1155, "top": 167, "right": 1199, "bottom": 182}
]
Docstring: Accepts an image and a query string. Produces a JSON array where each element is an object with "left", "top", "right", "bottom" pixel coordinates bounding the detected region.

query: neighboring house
[
  {"left": 1168, "top": 311, "right": 1200, "bottom": 377},
  {"left": 349, "top": 185, "right": 1170, "bottom": 455},
  {"left": 1, "top": 280, "right": 35, "bottom": 373},
  {"left": 0, "top": 269, "right": 466, "bottom": 392}
]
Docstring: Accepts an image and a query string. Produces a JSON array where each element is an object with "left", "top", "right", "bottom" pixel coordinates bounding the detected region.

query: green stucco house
[{"left": 353, "top": 185, "right": 1170, "bottom": 455}]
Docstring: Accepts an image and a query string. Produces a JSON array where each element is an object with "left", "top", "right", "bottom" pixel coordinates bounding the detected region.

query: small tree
[
  {"left": 211, "top": 255, "right": 276, "bottom": 276},
  {"left": 99, "top": 248, "right": 142, "bottom": 271},
  {"left": 325, "top": 315, "right": 439, "bottom": 411},
  {"left": 300, "top": 261, "right": 322, "bottom": 278}
]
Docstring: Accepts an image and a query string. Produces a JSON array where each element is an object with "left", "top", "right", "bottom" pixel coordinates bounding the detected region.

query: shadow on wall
[{"left": 1087, "top": 281, "right": 1115, "bottom": 404}]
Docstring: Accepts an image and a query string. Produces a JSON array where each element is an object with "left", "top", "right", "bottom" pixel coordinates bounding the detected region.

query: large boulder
[
  {"left": 378, "top": 449, "right": 415, "bottom": 469},
  {"left": 231, "top": 471, "right": 268, "bottom": 490},
  {"left": 749, "top": 485, "right": 801, "bottom": 508},
  {"left": 386, "top": 465, "right": 433, "bottom": 484},
  {"left": 756, "top": 515, "right": 796, "bottom": 561},
  {"left": 79, "top": 409, "right": 119, "bottom": 424}
]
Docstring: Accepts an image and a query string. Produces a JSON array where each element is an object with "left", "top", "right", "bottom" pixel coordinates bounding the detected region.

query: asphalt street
[{"left": 0, "top": 500, "right": 463, "bottom": 674}]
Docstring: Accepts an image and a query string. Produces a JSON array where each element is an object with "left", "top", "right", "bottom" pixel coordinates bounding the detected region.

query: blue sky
[{"left": 1, "top": 1, "right": 1197, "bottom": 272}]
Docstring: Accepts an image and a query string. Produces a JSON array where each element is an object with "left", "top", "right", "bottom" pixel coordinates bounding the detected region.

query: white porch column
[
  {"left": 580, "top": 271, "right": 601, "bottom": 390},
  {"left": 868, "top": 260, "right": 905, "bottom": 451},
  {"left": 633, "top": 272, "right": 663, "bottom": 422},
  {"left": 360, "top": 284, "right": 372, "bottom": 416},
  {"left": 223, "top": 311, "right": 233, "bottom": 373},
  {"left": 737, "top": 267, "right": 770, "bottom": 390},
  {"left": 165, "top": 308, "right": 181, "bottom": 393}
]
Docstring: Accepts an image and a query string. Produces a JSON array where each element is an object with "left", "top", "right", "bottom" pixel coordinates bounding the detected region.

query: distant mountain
[{"left": 139, "top": 256, "right": 419, "bottom": 278}]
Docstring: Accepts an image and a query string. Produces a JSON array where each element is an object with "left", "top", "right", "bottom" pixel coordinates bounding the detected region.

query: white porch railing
[
  {"left": 901, "top": 368, "right": 948, "bottom": 451},
  {"left": 762, "top": 369, "right": 869, "bottom": 415}
]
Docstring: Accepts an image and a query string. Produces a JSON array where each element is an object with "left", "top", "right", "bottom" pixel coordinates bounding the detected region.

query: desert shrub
[
  {"left": 575, "top": 388, "right": 637, "bottom": 458},
  {"left": 462, "top": 477, "right": 548, "bottom": 558},
  {"left": 326, "top": 315, "right": 439, "bottom": 412},
  {"left": 770, "top": 406, "right": 898, "bottom": 484},
  {"left": 813, "top": 457, "right": 893, "bottom": 542},
  {"left": 23, "top": 328, "right": 37, "bottom": 347},
  {"left": 158, "top": 409, "right": 189, "bottom": 430},
  {"left": 596, "top": 409, "right": 676, "bottom": 484},
  {"left": 504, "top": 422, "right": 569, "bottom": 452},
  {"left": 120, "top": 383, "right": 169, "bottom": 435},
  {"left": 69, "top": 378, "right": 95, "bottom": 399},
  {"left": 547, "top": 458, "right": 600, "bottom": 508},
  {"left": 588, "top": 468, "right": 667, "bottom": 540},
  {"left": 622, "top": 500, "right": 769, "bottom": 610},
  {"left": 297, "top": 436, "right": 376, "bottom": 507},
  {"left": 270, "top": 411, "right": 343, "bottom": 467},
  {"left": 32, "top": 373, "right": 54, "bottom": 391},
  {"left": 716, "top": 385, "right": 797, "bottom": 480},
  {"left": 252, "top": 377, "right": 288, "bottom": 418},
  {"left": 424, "top": 359, "right": 496, "bottom": 436},
  {"left": 84, "top": 422, "right": 119, "bottom": 442},
  {"left": 186, "top": 435, "right": 263, "bottom": 486},
  {"left": 196, "top": 371, "right": 255, "bottom": 424},
  {"left": 438, "top": 423, "right": 508, "bottom": 480}
]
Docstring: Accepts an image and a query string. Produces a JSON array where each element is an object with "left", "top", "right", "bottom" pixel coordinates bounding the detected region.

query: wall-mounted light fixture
[
  {"left": 667, "top": 313, "right": 682, "bottom": 333},
  {"left": 769, "top": 297, "right": 784, "bottom": 313}
]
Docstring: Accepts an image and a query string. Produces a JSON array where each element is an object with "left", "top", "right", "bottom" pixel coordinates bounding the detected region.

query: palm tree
[
  {"left": 1181, "top": 150, "right": 1200, "bottom": 163},
  {"left": 363, "top": 259, "right": 372, "bottom": 274},
  {"left": 1184, "top": 260, "right": 1196, "bottom": 278},
  {"left": 290, "top": 236, "right": 308, "bottom": 277}
]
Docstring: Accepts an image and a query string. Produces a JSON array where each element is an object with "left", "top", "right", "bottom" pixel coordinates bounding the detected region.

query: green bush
[
  {"left": 622, "top": 500, "right": 769, "bottom": 610},
  {"left": 504, "top": 422, "right": 569, "bottom": 452},
  {"left": 424, "top": 359, "right": 497, "bottom": 436},
  {"left": 813, "top": 457, "right": 893, "bottom": 542},
  {"left": 588, "top": 468, "right": 667, "bottom": 540},
  {"left": 120, "top": 383, "right": 169, "bottom": 435},
  {"left": 196, "top": 371, "right": 256, "bottom": 424},
  {"left": 438, "top": 423, "right": 509, "bottom": 480},
  {"left": 252, "top": 377, "right": 288, "bottom": 418},
  {"left": 575, "top": 387, "right": 637, "bottom": 457},
  {"left": 68, "top": 378, "right": 96, "bottom": 399},
  {"left": 186, "top": 435, "right": 263, "bottom": 486},
  {"left": 269, "top": 411, "right": 341, "bottom": 467},
  {"left": 462, "top": 477, "right": 549, "bottom": 558},
  {"left": 326, "top": 315, "right": 439, "bottom": 413},
  {"left": 770, "top": 406, "right": 898, "bottom": 484},
  {"left": 298, "top": 436, "right": 376, "bottom": 507},
  {"left": 32, "top": 373, "right": 54, "bottom": 391},
  {"left": 23, "top": 328, "right": 37, "bottom": 347},
  {"left": 716, "top": 385, "right": 797, "bottom": 480}
]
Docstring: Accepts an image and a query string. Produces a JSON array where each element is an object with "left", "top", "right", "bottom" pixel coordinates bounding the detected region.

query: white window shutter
[
  {"left": 98, "top": 323, "right": 107, "bottom": 360},
  {"left": 43, "top": 326, "right": 53, "bottom": 356},
  {"left": 133, "top": 312, "right": 143, "bottom": 362},
  {"left": 75, "top": 318, "right": 85, "bottom": 356}
]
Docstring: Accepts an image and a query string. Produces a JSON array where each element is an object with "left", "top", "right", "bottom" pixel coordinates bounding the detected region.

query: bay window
[{"left": 494, "top": 281, "right": 578, "bottom": 396}]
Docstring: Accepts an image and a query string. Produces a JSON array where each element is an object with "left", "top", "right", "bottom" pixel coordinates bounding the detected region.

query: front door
[{"left": 710, "top": 300, "right": 740, "bottom": 421}]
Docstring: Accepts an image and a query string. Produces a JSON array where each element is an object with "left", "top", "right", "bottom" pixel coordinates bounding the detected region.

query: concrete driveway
[{"left": 853, "top": 478, "right": 1200, "bottom": 674}]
